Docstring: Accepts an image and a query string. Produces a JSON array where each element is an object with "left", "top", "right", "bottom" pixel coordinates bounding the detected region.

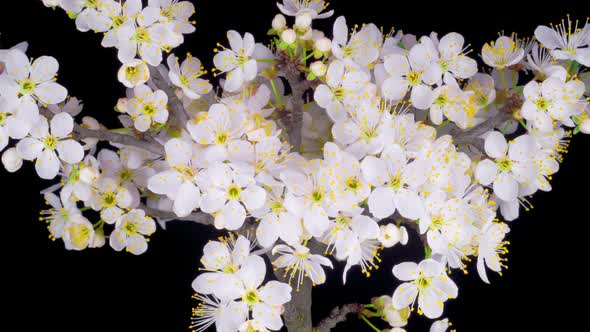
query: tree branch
[
  {"left": 282, "top": 61, "right": 306, "bottom": 153},
  {"left": 73, "top": 125, "right": 165, "bottom": 156},
  {"left": 139, "top": 204, "right": 214, "bottom": 227},
  {"left": 452, "top": 111, "right": 513, "bottom": 146},
  {"left": 314, "top": 303, "right": 363, "bottom": 332},
  {"left": 148, "top": 65, "right": 189, "bottom": 126}
]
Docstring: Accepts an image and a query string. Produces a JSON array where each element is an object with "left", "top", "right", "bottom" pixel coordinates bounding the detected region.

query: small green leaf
[
  {"left": 424, "top": 246, "right": 432, "bottom": 258},
  {"left": 307, "top": 73, "right": 316, "bottom": 81}
]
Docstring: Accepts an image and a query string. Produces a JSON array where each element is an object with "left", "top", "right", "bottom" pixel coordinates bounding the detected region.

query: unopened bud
[
  {"left": 315, "top": 37, "right": 332, "bottom": 53},
  {"left": 310, "top": 61, "right": 327, "bottom": 77},
  {"left": 2, "top": 148, "right": 23, "bottom": 173},
  {"left": 281, "top": 29, "right": 297, "bottom": 45},
  {"left": 42, "top": 0, "right": 61, "bottom": 7},
  {"left": 272, "top": 14, "right": 287, "bottom": 31},
  {"left": 295, "top": 13, "right": 312, "bottom": 30},
  {"left": 580, "top": 118, "right": 590, "bottom": 134},
  {"left": 116, "top": 98, "right": 129, "bottom": 113}
]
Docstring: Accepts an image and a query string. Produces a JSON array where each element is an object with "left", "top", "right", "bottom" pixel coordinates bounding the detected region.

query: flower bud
[
  {"left": 399, "top": 226, "right": 408, "bottom": 245},
  {"left": 42, "top": 0, "right": 61, "bottom": 7},
  {"left": 580, "top": 118, "right": 590, "bottom": 134},
  {"left": 90, "top": 226, "right": 106, "bottom": 248},
  {"left": 116, "top": 98, "right": 129, "bottom": 113},
  {"left": 281, "top": 29, "right": 297, "bottom": 45},
  {"left": 2, "top": 148, "right": 23, "bottom": 173},
  {"left": 378, "top": 224, "right": 401, "bottom": 248},
  {"left": 272, "top": 14, "right": 287, "bottom": 31},
  {"left": 295, "top": 13, "right": 312, "bottom": 30},
  {"left": 310, "top": 61, "right": 327, "bottom": 77},
  {"left": 315, "top": 37, "right": 332, "bottom": 53}
]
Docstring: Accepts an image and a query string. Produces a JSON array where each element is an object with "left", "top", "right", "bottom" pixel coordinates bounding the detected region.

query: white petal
[
  {"left": 475, "top": 159, "right": 498, "bottom": 186},
  {"left": 35, "top": 82, "right": 68, "bottom": 105},
  {"left": 392, "top": 262, "right": 419, "bottom": 281},
  {"left": 259, "top": 281, "right": 292, "bottom": 305},
  {"left": 50, "top": 112, "right": 74, "bottom": 138},
  {"left": 493, "top": 172, "right": 519, "bottom": 201},
  {"left": 368, "top": 186, "right": 396, "bottom": 219},
  {"left": 56, "top": 140, "right": 84, "bottom": 164},
  {"left": 484, "top": 131, "right": 507, "bottom": 159},
  {"left": 240, "top": 185, "right": 266, "bottom": 211},
  {"left": 392, "top": 282, "right": 418, "bottom": 309},
  {"left": 36, "top": 149, "right": 60, "bottom": 179},
  {"left": 173, "top": 182, "right": 201, "bottom": 217}
]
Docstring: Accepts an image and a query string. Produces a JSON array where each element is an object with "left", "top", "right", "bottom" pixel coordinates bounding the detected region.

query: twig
[
  {"left": 281, "top": 61, "right": 306, "bottom": 153},
  {"left": 73, "top": 125, "right": 165, "bottom": 156},
  {"left": 139, "top": 204, "right": 214, "bottom": 227},
  {"left": 148, "top": 65, "right": 189, "bottom": 126},
  {"left": 452, "top": 111, "right": 513, "bottom": 146},
  {"left": 314, "top": 303, "right": 363, "bottom": 332}
]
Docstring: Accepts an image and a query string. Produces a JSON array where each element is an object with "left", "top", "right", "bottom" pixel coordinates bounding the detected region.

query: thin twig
[
  {"left": 314, "top": 303, "right": 363, "bottom": 332},
  {"left": 139, "top": 204, "right": 213, "bottom": 227},
  {"left": 73, "top": 125, "right": 165, "bottom": 156}
]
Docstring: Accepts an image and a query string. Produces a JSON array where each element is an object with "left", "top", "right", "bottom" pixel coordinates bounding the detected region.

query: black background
[{"left": 0, "top": 0, "right": 588, "bottom": 331}]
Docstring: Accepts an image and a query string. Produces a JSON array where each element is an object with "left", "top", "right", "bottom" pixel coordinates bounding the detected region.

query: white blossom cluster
[{"left": 1, "top": 0, "right": 589, "bottom": 331}]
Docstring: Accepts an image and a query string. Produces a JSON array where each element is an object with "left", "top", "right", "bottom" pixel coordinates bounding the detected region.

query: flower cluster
[{"left": 1, "top": 1, "right": 589, "bottom": 331}]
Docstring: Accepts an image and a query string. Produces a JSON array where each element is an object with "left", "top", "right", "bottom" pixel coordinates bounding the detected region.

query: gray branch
[
  {"left": 282, "top": 62, "right": 306, "bottom": 153},
  {"left": 452, "top": 111, "right": 513, "bottom": 147},
  {"left": 315, "top": 303, "right": 363, "bottom": 332},
  {"left": 148, "top": 65, "right": 189, "bottom": 126},
  {"left": 73, "top": 125, "right": 165, "bottom": 156},
  {"left": 139, "top": 204, "right": 214, "bottom": 227}
]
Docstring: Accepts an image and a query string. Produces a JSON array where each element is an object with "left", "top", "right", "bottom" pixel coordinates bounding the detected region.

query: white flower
[
  {"left": 381, "top": 42, "right": 439, "bottom": 109},
  {"left": 63, "top": 213, "right": 95, "bottom": 251},
  {"left": 525, "top": 43, "right": 568, "bottom": 80},
  {"left": 522, "top": 77, "right": 585, "bottom": 131},
  {"left": 148, "top": 138, "right": 201, "bottom": 217},
  {"left": 392, "top": 259, "right": 458, "bottom": 319},
  {"left": 186, "top": 103, "right": 246, "bottom": 164},
  {"left": 332, "top": 16, "right": 382, "bottom": 68},
  {"left": 223, "top": 255, "right": 292, "bottom": 331},
  {"left": 0, "top": 95, "right": 40, "bottom": 146},
  {"left": 110, "top": 209, "right": 156, "bottom": 255},
  {"left": 213, "top": 31, "right": 259, "bottom": 92},
  {"left": 148, "top": 0, "right": 196, "bottom": 35},
  {"left": 88, "top": 176, "right": 134, "bottom": 224},
  {"left": 477, "top": 222, "right": 510, "bottom": 284},
  {"left": 323, "top": 142, "right": 370, "bottom": 205},
  {"left": 535, "top": 19, "right": 590, "bottom": 66},
  {"left": 331, "top": 100, "right": 393, "bottom": 159},
  {"left": 192, "top": 235, "right": 253, "bottom": 301},
  {"left": 117, "top": 59, "right": 150, "bottom": 88},
  {"left": 100, "top": 0, "right": 142, "bottom": 48},
  {"left": 314, "top": 60, "right": 369, "bottom": 122},
  {"left": 361, "top": 144, "right": 427, "bottom": 220},
  {"left": 61, "top": 0, "right": 120, "bottom": 32},
  {"left": 117, "top": 7, "right": 177, "bottom": 65},
  {"left": 475, "top": 132, "right": 537, "bottom": 202},
  {"left": 481, "top": 36, "right": 524, "bottom": 69},
  {"left": 126, "top": 84, "right": 169, "bottom": 132},
  {"left": 272, "top": 244, "right": 333, "bottom": 289},
  {"left": 310, "top": 61, "right": 327, "bottom": 77},
  {"left": 277, "top": 0, "right": 334, "bottom": 20},
  {"left": 272, "top": 14, "right": 287, "bottom": 31},
  {"left": 281, "top": 29, "right": 297, "bottom": 45},
  {"left": 61, "top": 155, "right": 99, "bottom": 203},
  {"left": 198, "top": 162, "right": 266, "bottom": 230},
  {"left": 239, "top": 320, "right": 269, "bottom": 332},
  {"left": 167, "top": 53, "right": 212, "bottom": 100},
  {"left": 16, "top": 113, "right": 84, "bottom": 179},
  {"left": 434, "top": 32, "right": 477, "bottom": 80},
  {"left": 190, "top": 294, "right": 247, "bottom": 332},
  {"left": 0, "top": 50, "right": 67, "bottom": 105},
  {"left": 251, "top": 186, "right": 303, "bottom": 248}
]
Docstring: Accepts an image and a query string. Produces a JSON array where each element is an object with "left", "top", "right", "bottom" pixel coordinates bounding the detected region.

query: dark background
[{"left": 0, "top": 0, "right": 588, "bottom": 331}]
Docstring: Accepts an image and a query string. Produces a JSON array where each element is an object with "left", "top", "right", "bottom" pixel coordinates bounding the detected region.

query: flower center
[
  {"left": 334, "top": 215, "right": 351, "bottom": 228},
  {"left": 43, "top": 135, "right": 59, "bottom": 150},
  {"left": 67, "top": 223, "right": 91, "bottom": 249},
  {"left": 223, "top": 263, "right": 238, "bottom": 274},
  {"left": 430, "top": 215, "right": 444, "bottom": 230},
  {"left": 142, "top": 103, "right": 157, "bottom": 116},
  {"left": 333, "top": 87, "right": 346, "bottom": 101},
  {"left": 112, "top": 15, "right": 125, "bottom": 28},
  {"left": 101, "top": 192, "right": 118, "bottom": 208},
  {"left": 346, "top": 177, "right": 360, "bottom": 191},
  {"left": 360, "top": 126, "right": 378, "bottom": 142},
  {"left": 535, "top": 97, "right": 550, "bottom": 111},
  {"left": 227, "top": 185, "right": 242, "bottom": 200},
  {"left": 416, "top": 275, "right": 432, "bottom": 291},
  {"left": 388, "top": 174, "right": 403, "bottom": 190},
  {"left": 214, "top": 131, "right": 228, "bottom": 145},
  {"left": 434, "top": 93, "right": 448, "bottom": 107},
  {"left": 243, "top": 289, "right": 259, "bottom": 305},
  {"left": 0, "top": 112, "right": 7, "bottom": 126},
  {"left": 407, "top": 71, "right": 422, "bottom": 86},
  {"left": 118, "top": 168, "right": 133, "bottom": 183},
  {"left": 311, "top": 190, "right": 324, "bottom": 203},
  {"left": 270, "top": 201, "right": 285, "bottom": 214},
  {"left": 125, "top": 66, "right": 138, "bottom": 79},
  {"left": 19, "top": 78, "right": 36, "bottom": 96},
  {"left": 134, "top": 27, "right": 151, "bottom": 43},
  {"left": 123, "top": 221, "right": 138, "bottom": 235},
  {"left": 179, "top": 75, "right": 190, "bottom": 87},
  {"left": 496, "top": 158, "right": 512, "bottom": 172}
]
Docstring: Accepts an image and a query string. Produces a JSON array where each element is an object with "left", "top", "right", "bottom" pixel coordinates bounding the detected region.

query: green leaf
[
  {"left": 307, "top": 73, "right": 316, "bottom": 81},
  {"left": 424, "top": 246, "right": 432, "bottom": 258}
]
